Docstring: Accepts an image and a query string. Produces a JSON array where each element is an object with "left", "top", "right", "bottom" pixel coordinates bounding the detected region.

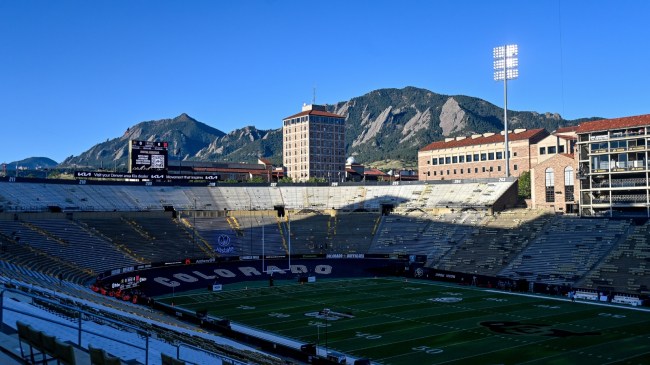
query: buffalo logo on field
[
  {"left": 215, "top": 234, "right": 234, "bottom": 254},
  {"left": 480, "top": 321, "right": 600, "bottom": 337}
]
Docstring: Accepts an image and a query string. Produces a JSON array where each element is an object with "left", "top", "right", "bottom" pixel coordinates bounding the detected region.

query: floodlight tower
[{"left": 493, "top": 44, "right": 519, "bottom": 178}]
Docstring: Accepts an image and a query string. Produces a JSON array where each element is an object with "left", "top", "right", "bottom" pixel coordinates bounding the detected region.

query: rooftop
[
  {"left": 554, "top": 125, "right": 579, "bottom": 134},
  {"left": 419, "top": 128, "right": 548, "bottom": 152},
  {"left": 576, "top": 114, "right": 650, "bottom": 133},
  {"left": 364, "top": 168, "right": 389, "bottom": 177},
  {"left": 283, "top": 104, "right": 345, "bottom": 120}
]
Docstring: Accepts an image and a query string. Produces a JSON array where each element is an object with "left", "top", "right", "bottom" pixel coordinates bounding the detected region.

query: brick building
[
  {"left": 527, "top": 126, "right": 579, "bottom": 212},
  {"left": 418, "top": 129, "right": 549, "bottom": 180},
  {"left": 282, "top": 104, "right": 346, "bottom": 182},
  {"left": 530, "top": 153, "right": 578, "bottom": 213}
]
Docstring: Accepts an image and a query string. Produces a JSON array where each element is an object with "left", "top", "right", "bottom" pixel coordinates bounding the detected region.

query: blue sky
[{"left": 1, "top": 0, "right": 649, "bottom": 164}]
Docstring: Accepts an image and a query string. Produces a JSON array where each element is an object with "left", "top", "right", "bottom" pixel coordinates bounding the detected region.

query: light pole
[
  {"left": 193, "top": 198, "right": 197, "bottom": 257},
  {"left": 493, "top": 44, "right": 519, "bottom": 178},
  {"left": 261, "top": 216, "right": 265, "bottom": 259},
  {"left": 287, "top": 209, "right": 291, "bottom": 269},
  {"left": 325, "top": 311, "right": 329, "bottom": 353},
  {"left": 246, "top": 190, "right": 253, "bottom": 256}
]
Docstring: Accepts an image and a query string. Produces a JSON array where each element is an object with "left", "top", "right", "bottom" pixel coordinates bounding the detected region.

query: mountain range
[{"left": 21, "top": 86, "right": 599, "bottom": 170}]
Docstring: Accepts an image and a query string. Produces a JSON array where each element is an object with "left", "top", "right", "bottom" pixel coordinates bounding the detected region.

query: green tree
[
  {"left": 279, "top": 176, "right": 293, "bottom": 183},
  {"left": 518, "top": 171, "right": 531, "bottom": 199}
]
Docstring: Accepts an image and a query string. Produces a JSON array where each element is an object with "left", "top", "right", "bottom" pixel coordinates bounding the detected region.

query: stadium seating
[
  {"left": 4, "top": 177, "right": 650, "bottom": 365},
  {"left": 0, "top": 179, "right": 516, "bottom": 213},
  {"left": 230, "top": 211, "right": 287, "bottom": 256},
  {"left": 580, "top": 220, "right": 650, "bottom": 294},
  {"left": 434, "top": 209, "right": 551, "bottom": 275},
  {"left": 0, "top": 217, "right": 137, "bottom": 276},
  {"left": 329, "top": 213, "right": 378, "bottom": 253},
  {"left": 4, "top": 283, "right": 286, "bottom": 365},
  {"left": 498, "top": 217, "right": 630, "bottom": 285}
]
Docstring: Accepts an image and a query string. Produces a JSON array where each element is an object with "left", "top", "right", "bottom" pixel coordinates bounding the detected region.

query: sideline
[
  {"left": 381, "top": 276, "right": 650, "bottom": 313},
  {"left": 483, "top": 289, "right": 650, "bottom": 312}
]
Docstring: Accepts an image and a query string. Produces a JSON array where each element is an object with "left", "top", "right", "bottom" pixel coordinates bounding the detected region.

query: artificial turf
[{"left": 157, "top": 278, "right": 650, "bottom": 365}]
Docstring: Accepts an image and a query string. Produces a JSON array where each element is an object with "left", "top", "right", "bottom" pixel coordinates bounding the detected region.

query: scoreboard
[{"left": 129, "top": 140, "right": 168, "bottom": 173}]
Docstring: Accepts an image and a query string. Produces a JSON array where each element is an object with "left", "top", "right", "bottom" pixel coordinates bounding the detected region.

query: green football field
[{"left": 158, "top": 278, "right": 650, "bottom": 365}]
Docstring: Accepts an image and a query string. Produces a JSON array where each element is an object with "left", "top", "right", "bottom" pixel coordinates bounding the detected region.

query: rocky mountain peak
[{"left": 56, "top": 86, "right": 593, "bottom": 170}]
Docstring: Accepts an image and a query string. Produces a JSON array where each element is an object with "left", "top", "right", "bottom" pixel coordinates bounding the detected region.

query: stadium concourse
[{"left": 0, "top": 177, "right": 649, "bottom": 364}]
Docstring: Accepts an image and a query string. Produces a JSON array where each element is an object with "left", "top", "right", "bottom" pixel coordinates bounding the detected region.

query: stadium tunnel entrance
[{"left": 381, "top": 204, "right": 394, "bottom": 215}]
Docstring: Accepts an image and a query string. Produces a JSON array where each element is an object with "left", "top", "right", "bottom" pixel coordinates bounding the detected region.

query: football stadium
[{"left": 1, "top": 178, "right": 649, "bottom": 365}]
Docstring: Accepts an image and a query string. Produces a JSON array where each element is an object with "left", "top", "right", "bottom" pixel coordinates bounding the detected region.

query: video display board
[{"left": 129, "top": 140, "right": 168, "bottom": 173}]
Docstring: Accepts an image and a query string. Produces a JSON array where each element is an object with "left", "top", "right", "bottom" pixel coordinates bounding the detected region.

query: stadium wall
[{"left": 98, "top": 257, "right": 413, "bottom": 297}]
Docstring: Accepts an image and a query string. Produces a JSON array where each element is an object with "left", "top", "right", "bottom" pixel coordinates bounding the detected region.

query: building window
[
  {"left": 564, "top": 166, "right": 575, "bottom": 202},
  {"left": 439, "top": 157, "right": 444, "bottom": 165},
  {"left": 445, "top": 157, "right": 451, "bottom": 164},
  {"left": 498, "top": 166, "right": 501, "bottom": 172},
  {"left": 431, "top": 159, "right": 437, "bottom": 165},
  {"left": 564, "top": 166, "right": 574, "bottom": 186},
  {"left": 488, "top": 152, "right": 495, "bottom": 160},
  {"left": 466, "top": 154, "right": 472, "bottom": 162},
  {"left": 565, "top": 186, "right": 574, "bottom": 202},
  {"left": 452, "top": 156, "right": 458, "bottom": 163},
  {"left": 434, "top": 171, "right": 437, "bottom": 176},
  {"left": 474, "top": 154, "right": 479, "bottom": 161},
  {"left": 558, "top": 145, "right": 565, "bottom": 153},
  {"left": 482, "top": 167, "right": 486, "bottom": 172},
  {"left": 539, "top": 147, "right": 546, "bottom": 155},
  {"left": 489, "top": 166, "right": 493, "bottom": 172},
  {"left": 480, "top": 153, "right": 487, "bottom": 161},
  {"left": 460, "top": 168, "right": 463, "bottom": 174},
  {"left": 545, "top": 168, "right": 555, "bottom": 202},
  {"left": 459, "top": 156, "right": 465, "bottom": 163},
  {"left": 548, "top": 146, "right": 557, "bottom": 154},
  {"left": 513, "top": 165, "right": 518, "bottom": 171},
  {"left": 475, "top": 168, "right": 478, "bottom": 173},
  {"left": 496, "top": 151, "right": 503, "bottom": 159}
]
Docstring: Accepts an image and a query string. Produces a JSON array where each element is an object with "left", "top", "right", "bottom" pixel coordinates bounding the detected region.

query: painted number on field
[
  {"left": 308, "top": 321, "right": 330, "bottom": 328},
  {"left": 484, "top": 297, "right": 508, "bottom": 302},
  {"left": 599, "top": 313, "right": 626, "bottom": 319},
  {"left": 268, "top": 312, "right": 290, "bottom": 318},
  {"left": 535, "top": 304, "right": 560, "bottom": 309},
  {"left": 355, "top": 332, "right": 382, "bottom": 340},
  {"left": 412, "top": 346, "right": 443, "bottom": 355}
]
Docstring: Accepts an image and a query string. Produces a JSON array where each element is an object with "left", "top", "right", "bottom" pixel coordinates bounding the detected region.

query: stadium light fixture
[{"left": 493, "top": 44, "right": 518, "bottom": 178}]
